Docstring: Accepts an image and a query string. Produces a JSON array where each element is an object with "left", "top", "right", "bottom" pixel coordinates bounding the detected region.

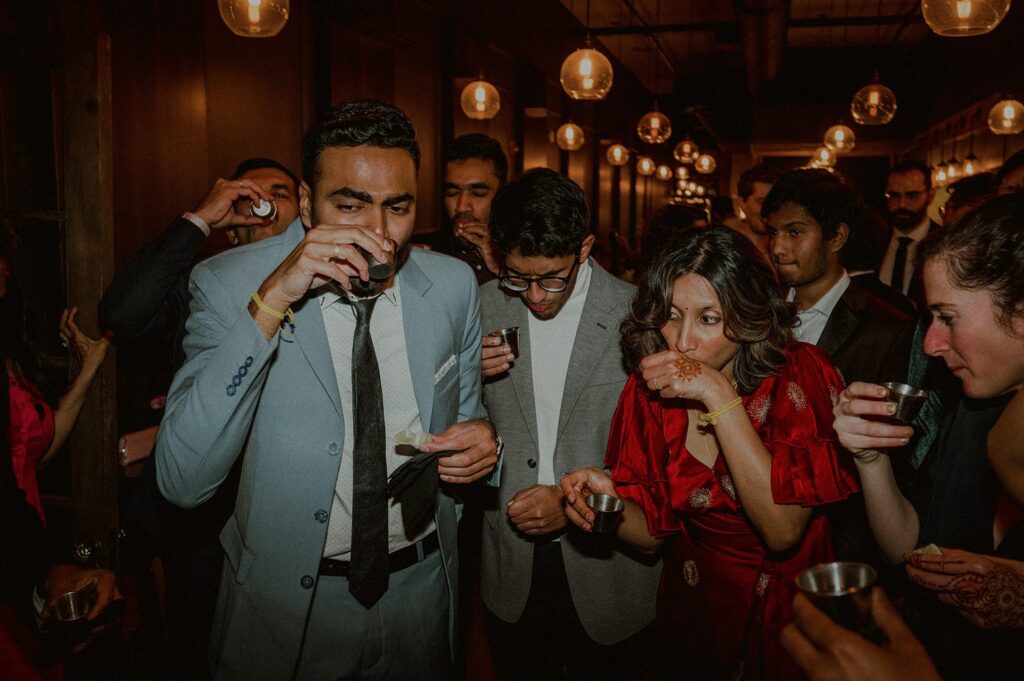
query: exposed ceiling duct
[{"left": 735, "top": 0, "right": 790, "bottom": 99}]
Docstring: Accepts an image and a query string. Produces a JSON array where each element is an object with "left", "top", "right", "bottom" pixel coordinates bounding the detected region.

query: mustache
[{"left": 891, "top": 209, "right": 919, "bottom": 221}]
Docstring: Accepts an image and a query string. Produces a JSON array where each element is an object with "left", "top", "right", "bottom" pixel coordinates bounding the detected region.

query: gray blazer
[
  {"left": 155, "top": 220, "right": 485, "bottom": 680},
  {"left": 479, "top": 262, "right": 660, "bottom": 645}
]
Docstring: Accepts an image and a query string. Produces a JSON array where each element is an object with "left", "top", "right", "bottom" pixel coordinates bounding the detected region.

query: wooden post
[{"left": 62, "top": 25, "right": 118, "bottom": 552}]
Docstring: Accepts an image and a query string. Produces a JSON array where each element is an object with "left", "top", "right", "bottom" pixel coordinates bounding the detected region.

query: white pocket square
[{"left": 434, "top": 354, "right": 457, "bottom": 384}]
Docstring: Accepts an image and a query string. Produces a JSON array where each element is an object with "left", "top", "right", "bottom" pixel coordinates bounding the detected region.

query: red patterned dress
[
  {"left": 7, "top": 370, "right": 54, "bottom": 523},
  {"left": 608, "top": 342, "right": 858, "bottom": 681}
]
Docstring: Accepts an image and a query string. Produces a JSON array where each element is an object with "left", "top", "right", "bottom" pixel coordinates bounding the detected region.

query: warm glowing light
[
  {"left": 694, "top": 153, "right": 717, "bottom": 174},
  {"left": 459, "top": 79, "right": 500, "bottom": 120},
  {"left": 219, "top": 0, "right": 289, "bottom": 37},
  {"left": 556, "top": 123, "right": 585, "bottom": 151},
  {"left": 814, "top": 146, "right": 837, "bottom": 167},
  {"left": 988, "top": 99, "right": 1024, "bottom": 135},
  {"left": 637, "top": 111, "right": 672, "bottom": 144},
  {"left": 963, "top": 153, "right": 980, "bottom": 176},
  {"left": 824, "top": 125, "right": 856, "bottom": 152},
  {"left": 851, "top": 82, "right": 897, "bottom": 125},
  {"left": 923, "top": 0, "right": 1010, "bottom": 36},
  {"left": 934, "top": 165, "right": 949, "bottom": 186},
  {"left": 560, "top": 48, "right": 613, "bottom": 100},
  {"left": 674, "top": 139, "right": 700, "bottom": 164},
  {"left": 945, "top": 157, "right": 962, "bottom": 181},
  {"left": 675, "top": 166, "right": 689, "bottom": 180},
  {"left": 606, "top": 144, "right": 630, "bottom": 166},
  {"left": 696, "top": 185, "right": 706, "bottom": 196},
  {"left": 637, "top": 156, "right": 656, "bottom": 176},
  {"left": 656, "top": 164, "right": 673, "bottom": 181}
]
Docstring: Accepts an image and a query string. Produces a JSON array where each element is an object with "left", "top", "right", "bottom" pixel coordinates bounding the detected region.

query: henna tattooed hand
[
  {"left": 638, "top": 350, "right": 735, "bottom": 406},
  {"left": 906, "top": 547, "right": 1024, "bottom": 629}
]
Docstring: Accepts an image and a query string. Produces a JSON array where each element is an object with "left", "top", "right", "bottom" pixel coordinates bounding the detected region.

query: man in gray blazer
[
  {"left": 479, "top": 169, "right": 660, "bottom": 680},
  {"left": 156, "top": 101, "right": 498, "bottom": 681}
]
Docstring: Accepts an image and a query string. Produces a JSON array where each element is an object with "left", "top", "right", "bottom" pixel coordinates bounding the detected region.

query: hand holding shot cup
[{"left": 832, "top": 381, "right": 916, "bottom": 460}]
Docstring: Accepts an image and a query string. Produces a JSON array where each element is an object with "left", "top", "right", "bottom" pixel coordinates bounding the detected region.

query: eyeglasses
[
  {"left": 499, "top": 257, "right": 582, "bottom": 293},
  {"left": 885, "top": 191, "right": 925, "bottom": 202}
]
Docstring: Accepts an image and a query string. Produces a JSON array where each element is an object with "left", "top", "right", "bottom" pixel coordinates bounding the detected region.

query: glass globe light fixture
[
  {"left": 851, "top": 81, "right": 897, "bottom": 125},
  {"left": 695, "top": 184, "right": 706, "bottom": 196},
  {"left": 686, "top": 181, "right": 698, "bottom": 192},
  {"left": 945, "top": 156, "right": 963, "bottom": 182},
  {"left": 219, "top": 0, "right": 290, "bottom": 37},
  {"left": 988, "top": 99, "right": 1024, "bottom": 135},
  {"left": 560, "top": 47, "right": 613, "bottom": 101},
  {"left": 933, "top": 164, "right": 949, "bottom": 187},
  {"left": 637, "top": 156, "right": 656, "bottom": 176},
  {"left": 655, "top": 164, "right": 673, "bottom": 181},
  {"left": 677, "top": 179, "right": 688, "bottom": 191},
  {"left": 963, "top": 152, "right": 980, "bottom": 176},
  {"left": 922, "top": 0, "right": 1011, "bottom": 37},
  {"left": 459, "top": 79, "right": 501, "bottom": 120},
  {"left": 556, "top": 123, "right": 585, "bottom": 151},
  {"left": 824, "top": 125, "right": 856, "bottom": 152},
  {"left": 675, "top": 166, "right": 689, "bottom": 180},
  {"left": 695, "top": 153, "right": 717, "bottom": 174},
  {"left": 637, "top": 110, "right": 672, "bottom": 144},
  {"left": 606, "top": 144, "right": 630, "bottom": 166},
  {"left": 813, "top": 146, "right": 838, "bottom": 168},
  {"left": 673, "top": 139, "right": 700, "bottom": 164}
]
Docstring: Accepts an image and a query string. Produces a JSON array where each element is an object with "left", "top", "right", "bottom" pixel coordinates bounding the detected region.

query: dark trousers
[{"left": 485, "top": 541, "right": 653, "bottom": 681}]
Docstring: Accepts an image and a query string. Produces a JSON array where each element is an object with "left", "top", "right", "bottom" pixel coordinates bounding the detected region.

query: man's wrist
[{"left": 182, "top": 212, "right": 211, "bottom": 237}]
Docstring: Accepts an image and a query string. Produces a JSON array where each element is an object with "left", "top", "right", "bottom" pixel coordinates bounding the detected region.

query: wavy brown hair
[{"left": 621, "top": 227, "right": 794, "bottom": 394}]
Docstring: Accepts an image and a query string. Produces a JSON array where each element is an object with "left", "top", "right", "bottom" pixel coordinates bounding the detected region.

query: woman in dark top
[{"left": 832, "top": 194, "right": 1024, "bottom": 680}]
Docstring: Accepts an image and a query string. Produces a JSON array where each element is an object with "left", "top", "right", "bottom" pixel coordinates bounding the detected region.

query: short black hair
[
  {"left": 996, "top": 149, "right": 1024, "bottom": 186},
  {"left": 444, "top": 134, "right": 508, "bottom": 185},
  {"left": 945, "top": 172, "right": 996, "bottom": 208},
  {"left": 762, "top": 168, "right": 864, "bottom": 241},
  {"left": 489, "top": 168, "right": 589, "bottom": 258},
  {"left": 737, "top": 163, "right": 778, "bottom": 199},
  {"left": 231, "top": 157, "right": 299, "bottom": 194},
  {"left": 889, "top": 160, "right": 932, "bottom": 190},
  {"left": 301, "top": 100, "right": 420, "bottom": 190}
]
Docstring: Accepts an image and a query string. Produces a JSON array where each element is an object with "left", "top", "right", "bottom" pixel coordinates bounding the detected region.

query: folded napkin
[{"left": 386, "top": 446, "right": 453, "bottom": 536}]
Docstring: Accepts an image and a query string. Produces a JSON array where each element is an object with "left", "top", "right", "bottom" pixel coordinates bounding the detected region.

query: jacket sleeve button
[
  {"left": 226, "top": 385, "right": 237, "bottom": 397},
  {"left": 245, "top": 356, "right": 254, "bottom": 367}
]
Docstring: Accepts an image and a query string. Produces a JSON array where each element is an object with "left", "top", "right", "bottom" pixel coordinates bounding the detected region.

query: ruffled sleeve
[
  {"left": 760, "top": 342, "right": 860, "bottom": 506},
  {"left": 605, "top": 373, "right": 683, "bottom": 537}
]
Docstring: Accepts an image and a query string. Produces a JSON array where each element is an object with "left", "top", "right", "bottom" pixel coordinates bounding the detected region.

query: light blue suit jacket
[{"left": 155, "top": 220, "right": 485, "bottom": 679}]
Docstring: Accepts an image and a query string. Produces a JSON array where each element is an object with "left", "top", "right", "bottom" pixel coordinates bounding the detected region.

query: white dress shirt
[
  {"left": 528, "top": 259, "right": 592, "bottom": 487},
  {"left": 320, "top": 279, "right": 435, "bottom": 559},
  {"left": 790, "top": 271, "right": 851, "bottom": 345},
  {"left": 879, "top": 217, "right": 932, "bottom": 294}
]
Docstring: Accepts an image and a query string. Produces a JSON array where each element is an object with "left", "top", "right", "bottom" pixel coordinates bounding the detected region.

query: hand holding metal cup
[
  {"left": 489, "top": 326, "right": 520, "bottom": 358},
  {"left": 795, "top": 562, "right": 877, "bottom": 634},
  {"left": 881, "top": 382, "right": 928, "bottom": 424},
  {"left": 585, "top": 493, "right": 625, "bottom": 533}
]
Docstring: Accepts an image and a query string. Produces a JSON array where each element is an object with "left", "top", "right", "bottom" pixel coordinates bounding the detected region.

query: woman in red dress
[{"left": 561, "top": 228, "right": 859, "bottom": 680}]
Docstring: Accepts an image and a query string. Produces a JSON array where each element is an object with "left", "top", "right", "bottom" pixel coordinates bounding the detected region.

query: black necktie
[
  {"left": 348, "top": 296, "right": 389, "bottom": 608},
  {"left": 890, "top": 236, "right": 913, "bottom": 294}
]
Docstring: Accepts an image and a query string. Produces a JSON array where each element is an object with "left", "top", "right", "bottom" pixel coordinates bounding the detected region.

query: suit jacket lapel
[
  {"left": 399, "top": 255, "right": 436, "bottom": 431},
  {"left": 507, "top": 292, "right": 540, "bottom": 450},
  {"left": 556, "top": 263, "right": 617, "bottom": 442},
  {"left": 817, "top": 288, "right": 860, "bottom": 357}
]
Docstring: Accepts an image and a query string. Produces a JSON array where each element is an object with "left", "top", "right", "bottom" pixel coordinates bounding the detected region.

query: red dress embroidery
[
  {"left": 8, "top": 372, "right": 55, "bottom": 523},
  {"left": 608, "top": 342, "right": 858, "bottom": 680}
]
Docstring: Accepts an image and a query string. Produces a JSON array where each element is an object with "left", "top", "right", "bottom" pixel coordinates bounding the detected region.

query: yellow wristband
[
  {"left": 697, "top": 395, "right": 743, "bottom": 427},
  {"left": 251, "top": 291, "right": 295, "bottom": 324}
]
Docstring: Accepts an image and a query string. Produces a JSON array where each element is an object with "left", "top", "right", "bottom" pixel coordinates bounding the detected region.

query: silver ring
[
  {"left": 332, "top": 244, "right": 341, "bottom": 258},
  {"left": 653, "top": 378, "right": 659, "bottom": 390},
  {"left": 238, "top": 180, "right": 245, "bottom": 188},
  {"left": 60, "top": 337, "right": 68, "bottom": 349}
]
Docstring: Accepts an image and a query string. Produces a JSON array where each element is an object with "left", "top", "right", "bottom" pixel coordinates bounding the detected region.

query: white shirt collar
[
  {"left": 319, "top": 281, "right": 399, "bottom": 311},
  {"left": 787, "top": 270, "right": 851, "bottom": 318}
]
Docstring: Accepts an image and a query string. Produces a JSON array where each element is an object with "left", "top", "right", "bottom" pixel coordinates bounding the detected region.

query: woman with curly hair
[{"left": 561, "top": 227, "right": 858, "bottom": 680}]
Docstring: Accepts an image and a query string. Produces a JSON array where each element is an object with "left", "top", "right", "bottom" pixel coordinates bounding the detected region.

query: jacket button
[
  {"left": 527, "top": 458, "right": 537, "bottom": 468},
  {"left": 226, "top": 385, "right": 237, "bottom": 397},
  {"left": 232, "top": 374, "right": 242, "bottom": 387},
  {"left": 300, "top": 575, "right": 315, "bottom": 589},
  {"left": 314, "top": 509, "right": 328, "bottom": 523},
  {"left": 245, "top": 356, "right": 254, "bottom": 368},
  {"left": 239, "top": 366, "right": 248, "bottom": 378},
  {"left": 327, "top": 441, "right": 339, "bottom": 456}
]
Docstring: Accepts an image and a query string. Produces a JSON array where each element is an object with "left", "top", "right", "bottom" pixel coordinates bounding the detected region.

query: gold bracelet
[
  {"left": 251, "top": 291, "right": 295, "bottom": 324},
  {"left": 697, "top": 395, "right": 743, "bottom": 427}
]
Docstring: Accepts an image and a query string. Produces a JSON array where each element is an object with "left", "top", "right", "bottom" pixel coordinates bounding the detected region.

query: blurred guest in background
[
  {"left": 879, "top": 161, "right": 939, "bottom": 305},
  {"left": 730, "top": 163, "right": 777, "bottom": 263},
  {"left": 996, "top": 149, "right": 1024, "bottom": 196},
  {"left": 635, "top": 203, "right": 707, "bottom": 280},
  {"left": 940, "top": 172, "right": 995, "bottom": 227}
]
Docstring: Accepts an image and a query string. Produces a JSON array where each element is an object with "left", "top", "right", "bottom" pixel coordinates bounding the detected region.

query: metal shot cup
[
  {"left": 48, "top": 589, "right": 96, "bottom": 642},
  {"left": 882, "top": 382, "right": 928, "bottom": 423},
  {"left": 344, "top": 243, "right": 396, "bottom": 297},
  {"left": 586, "top": 493, "right": 625, "bottom": 533},
  {"left": 796, "top": 562, "right": 877, "bottom": 633},
  {"left": 249, "top": 198, "right": 278, "bottom": 222},
  {"left": 489, "top": 327, "right": 520, "bottom": 357}
]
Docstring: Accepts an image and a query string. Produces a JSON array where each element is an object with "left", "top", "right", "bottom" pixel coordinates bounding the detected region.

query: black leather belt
[{"left": 318, "top": 531, "right": 439, "bottom": 577}]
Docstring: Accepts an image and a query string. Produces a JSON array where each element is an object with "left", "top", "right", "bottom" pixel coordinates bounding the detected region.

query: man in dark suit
[
  {"left": 478, "top": 169, "right": 659, "bottom": 680},
  {"left": 765, "top": 168, "right": 915, "bottom": 568},
  {"left": 879, "top": 160, "right": 941, "bottom": 308}
]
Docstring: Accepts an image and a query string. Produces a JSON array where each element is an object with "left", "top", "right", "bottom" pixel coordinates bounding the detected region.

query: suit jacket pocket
[
  {"left": 220, "top": 514, "right": 256, "bottom": 585},
  {"left": 585, "top": 367, "right": 629, "bottom": 388}
]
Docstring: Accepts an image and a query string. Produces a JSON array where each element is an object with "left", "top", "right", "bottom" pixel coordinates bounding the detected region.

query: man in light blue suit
[{"left": 156, "top": 101, "right": 498, "bottom": 680}]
